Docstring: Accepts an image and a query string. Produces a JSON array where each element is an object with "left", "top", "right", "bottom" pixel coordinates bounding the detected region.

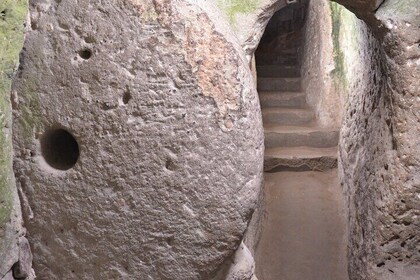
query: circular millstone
[{"left": 12, "top": 0, "right": 263, "bottom": 279}]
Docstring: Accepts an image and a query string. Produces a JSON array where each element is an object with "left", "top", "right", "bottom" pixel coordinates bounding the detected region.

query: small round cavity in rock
[
  {"left": 41, "top": 128, "right": 80, "bottom": 170},
  {"left": 122, "top": 90, "right": 131, "bottom": 104},
  {"left": 78, "top": 49, "right": 92, "bottom": 60}
]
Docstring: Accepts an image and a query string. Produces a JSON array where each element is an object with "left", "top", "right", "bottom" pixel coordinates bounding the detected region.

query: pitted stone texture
[
  {"left": 338, "top": 1, "right": 420, "bottom": 279},
  {"left": 370, "top": 1, "right": 420, "bottom": 278},
  {"left": 12, "top": 0, "right": 264, "bottom": 279}
]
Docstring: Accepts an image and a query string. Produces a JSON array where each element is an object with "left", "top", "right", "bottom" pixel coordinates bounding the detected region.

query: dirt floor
[{"left": 255, "top": 170, "right": 349, "bottom": 280}]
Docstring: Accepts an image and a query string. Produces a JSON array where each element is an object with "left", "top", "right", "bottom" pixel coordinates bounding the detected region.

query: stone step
[
  {"left": 264, "top": 125, "right": 340, "bottom": 149},
  {"left": 258, "top": 77, "right": 301, "bottom": 92},
  {"left": 259, "top": 91, "right": 307, "bottom": 108},
  {"left": 256, "top": 54, "right": 298, "bottom": 66},
  {"left": 262, "top": 108, "right": 314, "bottom": 125},
  {"left": 264, "top": 146, "right": 338, "bottom": 172},
  {"left": 257, "top": 65, "right": 300, "bottom": 78}
]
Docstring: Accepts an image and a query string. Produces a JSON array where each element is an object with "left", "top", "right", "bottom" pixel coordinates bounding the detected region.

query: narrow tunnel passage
[{"left": 254, "top": 1, "right": 348, "bottom": 279}]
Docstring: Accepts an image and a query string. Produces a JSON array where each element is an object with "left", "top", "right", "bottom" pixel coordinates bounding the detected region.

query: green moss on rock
[
  {"left": 0, "top": 0, "right": 27, "bottom": 230},
  {"left": 217, "top": 0, "right": 258, "bottom": 23}
]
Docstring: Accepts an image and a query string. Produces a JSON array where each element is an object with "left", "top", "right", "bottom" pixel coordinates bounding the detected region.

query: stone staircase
[
  {"left": 257, "top": 64, "right": 339, "bottom": 172},
  {"left": 255, "top": 58, "right": 348, "bottom": 280},
  {"left": 254, "top": 7, "right": 348, "bottom": 280}
]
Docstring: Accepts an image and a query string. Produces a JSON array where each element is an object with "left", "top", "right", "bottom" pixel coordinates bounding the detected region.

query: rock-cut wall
[
  {"left": 0, "top": 1, "right": 34, "bottom": 279},
  {"left": 334, "top": 0, "right": 420, "bottom": 279},
  {"left": 300, "top": 0, "right": 339, "bottom": 128},
  {"left": 335, "top": 7, "right": 393, "bottom": 279},
  {"left": 11, "top": 0, "right": 264, "bottom": 279}
]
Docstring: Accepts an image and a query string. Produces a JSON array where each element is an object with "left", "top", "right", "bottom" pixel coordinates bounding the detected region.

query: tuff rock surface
[
  {"left": 334, "top": 0, "right": 420, "bottom": 279},
  {"left": 0, "top": 0, "right": 32, "bottom": 278},
  {"left": 2, "top": 0, "right": 419, "bottom": 279},
  {"left": 12, "top": 0, "right": 263, "bottom": 279}
]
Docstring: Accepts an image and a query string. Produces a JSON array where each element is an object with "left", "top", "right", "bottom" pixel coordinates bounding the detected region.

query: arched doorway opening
[{"left": 253, "top": 1, "right": 347, "bottom": 279}]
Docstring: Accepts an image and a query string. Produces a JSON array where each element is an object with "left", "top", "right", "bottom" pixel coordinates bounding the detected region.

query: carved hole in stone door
[
  {"left": 41, "top": 128, "right": 80, "bottom": 170},
  {"left": 78, "top": 48, "right": 92, "bottom": 60}
]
